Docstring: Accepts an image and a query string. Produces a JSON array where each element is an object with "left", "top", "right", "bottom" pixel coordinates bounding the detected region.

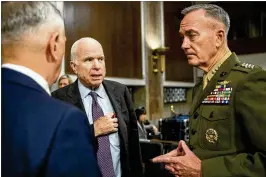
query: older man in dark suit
[
  {"left": 2, "top": 2, "right": 100, "bottom": 177},
  {"left": 52, "top": 37, "right": 143, "bottom": 177}
]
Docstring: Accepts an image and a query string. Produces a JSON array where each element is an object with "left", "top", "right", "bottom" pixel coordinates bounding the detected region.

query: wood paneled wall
[
  {"left": 164, "top": 2, "right": 194, "bottom": 82},
  {"left": 64, "top": 2, "right": 142, "bottom": 78}
]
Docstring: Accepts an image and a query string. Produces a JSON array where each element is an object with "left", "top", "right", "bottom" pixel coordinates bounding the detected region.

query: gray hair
[
  {"left": 181, "top": 4, "right": 230, "bottom": 38},
  {"left": 70, "top": 37, "right": 103, "bottom": 62},
  {"left": 2, "top": 1, "right": 63, "bottom": 44},
  {"left": 70, "top": 40, "right": 79, "bottom": 62}
]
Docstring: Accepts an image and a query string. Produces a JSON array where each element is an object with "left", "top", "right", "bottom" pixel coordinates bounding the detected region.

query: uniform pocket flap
[{"left": 201, "top": 107, "right": 229, "bottom": 121}]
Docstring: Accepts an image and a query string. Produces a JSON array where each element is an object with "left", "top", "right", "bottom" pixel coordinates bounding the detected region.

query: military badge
[
  {"left": 205, "top": 128, "right": 218, "bottom": 143},
  {"left": 202, "top": 80, "right": 232, "bottom": 104}
]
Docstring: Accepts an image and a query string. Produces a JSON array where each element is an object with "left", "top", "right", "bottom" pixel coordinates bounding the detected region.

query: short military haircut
[
  {"left": 2, "top": 1, "right": 63, "bottom": 44},
  {"left": 181, "top": 4, "right": 230, "bottom": 38}
]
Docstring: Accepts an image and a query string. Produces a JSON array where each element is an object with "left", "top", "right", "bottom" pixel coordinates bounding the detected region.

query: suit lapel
[
  {"left": 103, "top": 81, "right": 128, "bottom": 148},
  {"left": 103, "top": 81, "right": 122, "bottom": 112},
  {"left": 67, "top": 80, "right": 86, "bottom": 113},
  {"left": 191, "top": 53, "right": 239, "bottom": 113}
]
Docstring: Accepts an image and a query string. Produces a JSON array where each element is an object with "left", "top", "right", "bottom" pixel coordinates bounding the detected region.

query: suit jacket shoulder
[
  {"left": 2, "top": 69, "right": 100, "bottom": 177},
  {"left": 103, "top": 79, "right": 127, "bottom": 92},
  {"left": 52, "top": 80, "right": 86, "bottom": 112}
]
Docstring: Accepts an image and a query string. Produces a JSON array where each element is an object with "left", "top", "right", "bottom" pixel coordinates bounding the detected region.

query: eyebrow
[
  {"left": 179, "top": 29, "right": 199, "bottom": 36},
  {"left": 84, "top": 57, "right": 94, "bottom": 60},
  {"left": 84, "top": 56, "right": 105, "bottom": 60}
]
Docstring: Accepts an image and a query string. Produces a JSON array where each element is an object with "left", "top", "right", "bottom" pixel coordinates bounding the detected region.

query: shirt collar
[
  {"left": 2, "top": 63, "right": 51, "bottom": 95},
  {"left": 78, "top": 79, "right": 105, "bottom": 99},
  {"left": 206, "top": 50, "right": 232, "bottom": 82}
]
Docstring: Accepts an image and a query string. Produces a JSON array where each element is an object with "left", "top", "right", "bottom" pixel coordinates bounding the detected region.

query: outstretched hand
[{"left": 152, "top": 140, "right": 201, "bottom": 177}]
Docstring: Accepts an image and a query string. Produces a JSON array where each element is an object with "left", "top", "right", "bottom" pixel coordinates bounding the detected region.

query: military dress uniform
[{"left": 189, "top": 52, "right": 266, "bottom": 177}]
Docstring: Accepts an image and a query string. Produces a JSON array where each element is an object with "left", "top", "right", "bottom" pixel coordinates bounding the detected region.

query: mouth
[
  {"left": 186, "top": 54, "right": 194, "bottom": 59},
  {"left": 91, "top": 74, "right": 102, "bottom": 80}
]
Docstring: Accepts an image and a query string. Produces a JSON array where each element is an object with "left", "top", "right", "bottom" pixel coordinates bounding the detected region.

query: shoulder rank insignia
[
  {"left": 205, "top": 128, "right": 218, "bottom": 143},
  {"left": 240, "top": 62, "right": 255, "bottom": 69}
]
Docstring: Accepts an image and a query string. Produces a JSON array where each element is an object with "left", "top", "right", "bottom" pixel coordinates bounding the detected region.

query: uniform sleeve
[
  {"left": 201, "top": 70, "right": 266, "bottom": 177},
  {"left": 46, "top": 107, "right": 100, "bottom": 177},
  {"left": 124, "top": 86, "right": 144, "bottom": 177}
]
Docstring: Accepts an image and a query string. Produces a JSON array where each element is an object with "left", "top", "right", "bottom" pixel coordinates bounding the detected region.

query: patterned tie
[{"left": 90, "top": 91, "right": 115, "bottom": 177}]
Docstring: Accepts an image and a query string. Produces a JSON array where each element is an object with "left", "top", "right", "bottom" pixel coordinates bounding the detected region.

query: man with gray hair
[
  {"left": 2, "top": 2, "right": 100, "bottom": 177},
  {"left": 152, "top": 3, "right": 266, "bottom": 177},
  {"left": 52, "top": 37, "right": 143, "bottom": 177}
]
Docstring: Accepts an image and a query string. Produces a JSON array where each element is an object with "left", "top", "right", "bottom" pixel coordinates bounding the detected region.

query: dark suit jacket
[
  {"left": 52, "top": 80, "right": 143, "bottom": 177},
  {"left": 2, "top": 68, "right": 100, "bottom": 177},
  {"left": 189, "top": 53, "right": 266, "bottom": 176}
]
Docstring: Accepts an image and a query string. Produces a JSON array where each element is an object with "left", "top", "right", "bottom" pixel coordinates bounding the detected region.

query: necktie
[{"left": 90, "top": 91, "right": 115, "bottom": 177}]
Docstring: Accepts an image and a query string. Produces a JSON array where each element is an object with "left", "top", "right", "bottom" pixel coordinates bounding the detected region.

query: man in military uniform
[{"left": 152, "top": 4, "right": 266, "bottom": 177}]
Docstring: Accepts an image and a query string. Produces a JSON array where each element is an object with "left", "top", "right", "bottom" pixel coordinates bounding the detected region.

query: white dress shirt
[
  {"left": 2, "top": 63, "right": 51, "bottom": 95},
  {"left": 78, "top": 80, "right": 121, "bottom": 177}
]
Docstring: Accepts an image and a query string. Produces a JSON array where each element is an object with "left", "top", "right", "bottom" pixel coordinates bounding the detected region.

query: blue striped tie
[{"left": 90, "top": 91, "right": 115, "bottom": 177}]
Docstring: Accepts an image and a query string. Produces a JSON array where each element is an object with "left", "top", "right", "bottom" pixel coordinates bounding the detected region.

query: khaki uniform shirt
[
  {"left": 203, "top": 51, "right": 232, "bottom": 89},
  {"left": 189, "top": 53, "right": 266, "bottom": 177}
]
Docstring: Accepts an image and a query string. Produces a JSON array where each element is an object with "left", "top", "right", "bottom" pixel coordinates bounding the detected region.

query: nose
[
  {"left": 92, "top": 59, "right": 100, "bottom": 69},
  {"left": 181, "top": 37, "right": 190, "bottom": 50}
]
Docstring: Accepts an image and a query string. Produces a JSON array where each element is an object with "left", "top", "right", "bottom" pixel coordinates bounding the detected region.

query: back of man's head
[
  {"left": 2, "top": 1, "right": 63, "bottom": 45},
  {"left": 2, "top": 2, "right": 66, "bottom": 86}
]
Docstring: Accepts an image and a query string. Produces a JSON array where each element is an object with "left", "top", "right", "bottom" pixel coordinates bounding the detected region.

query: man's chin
[
  {"left": 187, "top": 59, "right": 199, "bottom": 67},
  {"left": 90, "top": 80, "right": 103, "bottom": 88}
]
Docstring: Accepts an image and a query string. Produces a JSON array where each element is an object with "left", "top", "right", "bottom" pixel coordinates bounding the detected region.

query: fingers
[
  {"left": 165, "top": 164, "right": 175, "bottom": 173},
  {"left": 152, "top": 147, "right": 182, "bottom": 163},
  {"left": 104, "top": 115, "right": 118, "bottom": 132},
  {"left": 164, "top": 148, "right": 178, "bottom": 157},
  {"left": 152, "top": 154, "right": 166, "bottom": 163},
  {"left": 179, "top": 140, "right": 191, "bottom": 155},
  {"left": 112, "top": 117, "right": 118, "bottom": 123},
  {"left": 152, "top": 156, "right": 178, "bottom": 164},
  {"left": 106, "top": 112, "right": 114, "bottom": 118},
  {"left": 110, "top": 118, "right": 118, "bottom": 132},
  {"left": 112, "top": 118, "right": 118, "bottom": 131},
  {"left": 165, "top": 164, "right": 180, "bottom": 176},
  {"left": 94, "top": 114, "right": 118, "bottom": 136},
  {"left": 152, "top": 148, "right": 180, "bottom": 163},
  {"left": 152, "top": 151, "right": 176, "bottom": 163}
]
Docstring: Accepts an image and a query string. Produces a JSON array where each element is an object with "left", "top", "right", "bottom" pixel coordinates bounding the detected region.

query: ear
[
  {"left": 70, "top": 60, "right": 78, "bottom": 74},
  {"left": 48, "top": 32, "right": 60, "bottom": 62},
  {"left": 215, "top": 29, "right": 225, "bottom": 48}
]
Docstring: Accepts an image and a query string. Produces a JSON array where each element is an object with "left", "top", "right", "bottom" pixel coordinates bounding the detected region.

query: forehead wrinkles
[
  {"left": 78, "top": 45, "right": 104, "bottom": 58},
  {"left": 179, "top": 10, "right": 212, "bottom": 33},
  {"left": 180, "top": 21, "right": 200, "bottom": 33}
]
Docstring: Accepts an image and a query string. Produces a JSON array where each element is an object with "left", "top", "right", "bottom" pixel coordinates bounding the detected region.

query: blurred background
[{"left": 51, "top": 0, "right": 266, "bottom": 135}]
